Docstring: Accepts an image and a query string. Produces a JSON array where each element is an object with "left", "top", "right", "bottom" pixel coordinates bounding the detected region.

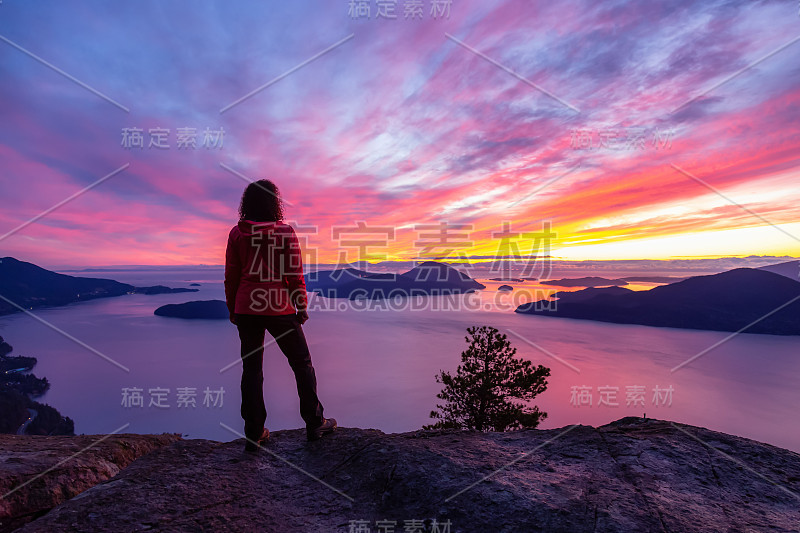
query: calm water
[{"left": 2, "top": 269, "right": 799, "bottom": 453}]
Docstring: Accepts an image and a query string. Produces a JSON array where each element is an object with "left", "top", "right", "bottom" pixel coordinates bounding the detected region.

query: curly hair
[{"left": 238, "top": 179, "right": 285, "bottom": 222}]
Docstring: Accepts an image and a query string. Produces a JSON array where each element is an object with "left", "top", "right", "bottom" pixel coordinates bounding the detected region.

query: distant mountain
[
  {"left": 0, "top": 257, "right": 197, "bottom": 316},
  {"left": 154, "top": 300, "right": 229, "bottom": 319},
  {"left": 516, "top": 268, "right": 800, "bottom": 335},
  {"left": 549, "top": 286, "right": 634, "bottom": 303},
  {"left": 304, "top": 267, "right": 373, "bottom": 295},
  {"left": 306, "top": 261, "right": 485, "bottom": 299},
  {"left": 758, "top": 260, "right": 799, "bottom": 281},
  {"left": 132, "top": 285, "right": 197, "bottom": 295},
  {"left": 541, "top": 277, "right": 629, "bottom": 287},
  {"left": 621, "top": 276, "right": 688, "bottom": 283}
]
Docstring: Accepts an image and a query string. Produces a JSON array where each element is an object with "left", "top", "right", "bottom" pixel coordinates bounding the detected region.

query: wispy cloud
[{"left": 0, "top": 0, "right": 798, "bottom": 265}]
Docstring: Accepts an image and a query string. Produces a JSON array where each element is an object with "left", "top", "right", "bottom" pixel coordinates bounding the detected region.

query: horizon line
[{"left": 32, "top": 255, "right": 799, "bottom": 272}]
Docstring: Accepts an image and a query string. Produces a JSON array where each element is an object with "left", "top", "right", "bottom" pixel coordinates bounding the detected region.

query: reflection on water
[{"left": 1, "top": 274, "right": 798, "bottom": 453}]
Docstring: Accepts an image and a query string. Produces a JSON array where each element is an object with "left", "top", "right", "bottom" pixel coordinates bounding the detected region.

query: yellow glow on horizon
[
  {"left": 319, "top": 222, "right": 800, "bottom": 263},
  {"left": 530, "top": 222, "right": 800, "bottom": 261}
]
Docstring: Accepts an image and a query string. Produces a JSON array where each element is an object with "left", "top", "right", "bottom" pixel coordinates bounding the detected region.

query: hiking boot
[
  {"left": 244, "top": 427, "right": 270, "bottom": 453},
  {"left": 307, "top": 418, "right": 337, "bottom": 441}
]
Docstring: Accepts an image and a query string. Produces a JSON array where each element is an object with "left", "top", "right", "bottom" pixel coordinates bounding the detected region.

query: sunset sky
[{"left": 1, "top": 0, "right": 799, "bottom": 267}]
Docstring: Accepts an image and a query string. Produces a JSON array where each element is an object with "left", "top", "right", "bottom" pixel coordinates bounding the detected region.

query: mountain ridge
[
  {"left": 306, "top": 261, "right": 485, "bottom": 299},
  {"left": 0, "top": 257, "right": 198, "bottom": 316},
  {"left": 517, "top": 268, "right": 800, "bottom": 335}
]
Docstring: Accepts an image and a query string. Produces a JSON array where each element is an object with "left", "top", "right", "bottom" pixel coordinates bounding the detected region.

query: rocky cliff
[
  {"left": 0, "top": 433, "right": 181, "bottom": 532},
  {"left": 5, "top": 418, "right": 800, "bottom": 532}
]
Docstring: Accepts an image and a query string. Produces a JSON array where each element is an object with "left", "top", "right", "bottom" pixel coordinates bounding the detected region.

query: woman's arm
[
  {"left": 224, "top": 230, "right": 241, "bottom": 323},
  {"left": 282, "top": 225, "right": 308, "bottom": 317}
]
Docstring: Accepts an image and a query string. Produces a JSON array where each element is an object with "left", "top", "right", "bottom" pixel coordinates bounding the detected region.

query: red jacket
[{"left": 224, "top": 220, "right": 308, "bottom": 316}]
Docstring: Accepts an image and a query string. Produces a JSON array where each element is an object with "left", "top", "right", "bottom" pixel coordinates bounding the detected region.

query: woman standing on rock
[{"left": 225, "top": 179, "right": 336, "bottom": 453}]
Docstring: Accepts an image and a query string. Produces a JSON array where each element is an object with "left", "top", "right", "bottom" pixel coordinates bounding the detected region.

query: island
[
  {"left": 540, "top": 276, "right": 629, "bottom": 287},
  {"left": 154, "top": 300, "right": 230, "bottom": 319},
  {"left": 0, "top": 257, "right": 198, "bottom": 316},
  {"left": 306, "top": 261, "right": 485, "bottom": 300},
  {"left": 547, "top": 286, "right": 633, "bottom": 303},
  {"left": 516, "top": 268, "right": 800, "bottom": 335},
  {"left": 130, "top": 285, "right": 198, "bottom": 295}
]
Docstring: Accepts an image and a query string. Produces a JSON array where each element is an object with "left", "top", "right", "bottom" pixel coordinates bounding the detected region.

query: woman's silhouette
[{"left": 225, "top": 179, "right": 336, "bottom": 453}]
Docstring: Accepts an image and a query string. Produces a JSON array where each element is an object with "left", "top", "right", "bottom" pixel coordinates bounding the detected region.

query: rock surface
[
  {"left": 13, "top": 418, "right": 800, "bottom": 532},
  {"left": 0, "top": 433, "right": 181, "bottom": 532}
]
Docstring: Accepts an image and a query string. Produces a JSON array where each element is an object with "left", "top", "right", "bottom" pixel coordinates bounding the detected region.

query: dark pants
[{"left": 235, "top": 313, "right": 325, "bottom": 440}]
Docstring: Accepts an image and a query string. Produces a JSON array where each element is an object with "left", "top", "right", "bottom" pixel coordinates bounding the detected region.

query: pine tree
[{"left": 424, "top": 325, "right": 550, "bottom": 431}]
